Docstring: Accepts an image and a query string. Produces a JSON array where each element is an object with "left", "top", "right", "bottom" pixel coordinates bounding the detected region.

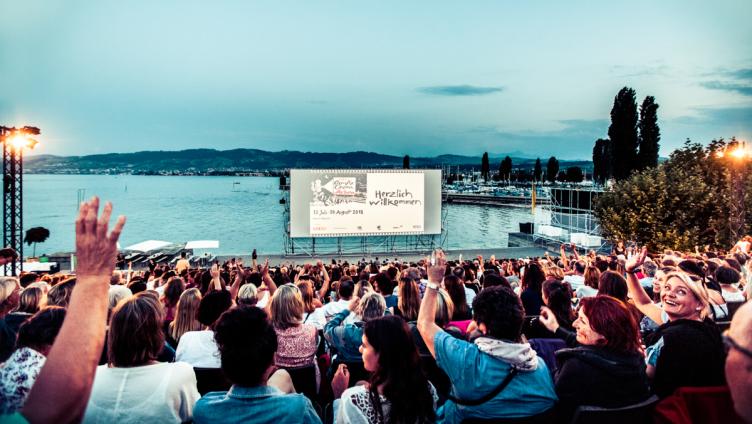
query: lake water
[{"left": 23, "top": 175, "right": 546, "bottom": 255}]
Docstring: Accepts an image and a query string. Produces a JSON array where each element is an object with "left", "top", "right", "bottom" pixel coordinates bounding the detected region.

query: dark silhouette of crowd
[{"left": 0, "top": 199, "right": 750, "bottom": 423}]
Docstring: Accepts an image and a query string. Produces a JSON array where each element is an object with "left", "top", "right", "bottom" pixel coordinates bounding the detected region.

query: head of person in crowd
[
  {"left": 17, "top": 286, "right": 45, "bottom": 315},
  {"left": 169, "top": 288, "right": 203, "bottom": 342},
  {"left": 661, "top": 271, "right": 711, "bottom": 321},
  {"left": 359, "top": 291, "right": 387, "bottom": 322},
  {"left": 107, "top": 285, "right": 132, "bottom": 323},
  {"left": 361, "top": 315, "right": 436, "bottom": 423},
  {"left": 109, "top": 271, "right": 122, "bottom": 286},
  {"left": 47, "top": 278, "right": 76, "bottom": 308},
  {"left": 373, "top": 272, "right": 394, "bottom": 297},
  {"left": 213, "top": 306, "right": 277, "bottom": 387},
  {"left": 472, "top": 286, "right": 524, "bottom": 342},
  {"left": 162, "top": 277, "right": 185, "bottom": 309},
  {"left": 237, "top": 283, "right": 258, "bottom": 307},
  {"left": 542, "top": 279, "right": 575, "bottom": 328},
  {"left": 127, "top": 279, "right": 147, "bottom": 294},
  {"left": 338, "top": 278, "right": 355, "bottom": 301},
  {"left": 17, "top": 306, "right": 67, "bottom": 356},
  {"left": 354, "top": 280, "right": 373, "bottom": 299},
  {"left": 725, "top": 257, "right": 743, "bottom": 274},
  {"left": 678, "top": 259, "right": 706, "bottom": 280},
  {"left": 483, "top": 273, "right": 511, "bottom": 290},
  {"left": 597, "top": 271, "right": 629, "bottom": 302},
  {"left": 0, "top": 248, "right": 18, "bottom": 266},
  {"left": 19, "top": 273, "right": 38, "bottom": 289},
  {"left": 574, "top": 260, "right": 586, "bottom": 276},
  {"left": 452, "top": 266, "right": 465, "bottom": 280},
  {"left": 197, "top": 289, "right": 233, "bottom": 329},
  {"left": 443, "top": 275, "right": 469, "bottom": 320},
  {"left": 433, "top": 289, "right": 455, "bottom": 328},
  {"left": 715, "top": 265, "right": 741, "bottom": 287},
  {"left": 0, "top": 276, "right": 21, "bottom": 317},
  {"left": 397, "top": 268, "right": 422, "bottom": 321},
  {"left": 594, "top": 258, "right": 609, "bottom": 273},
  {"left": 521, "top": 262, "right": 546, "bottom": 294},
  {"left": 725, "top": 301, "right": 752, "bottom": 423},
  {"left": 642, "top": 260, "right": 658, "bottom": 278},
  {"left": 583, "top": 266, "right": 600, "bottom": 290},
  {"left": 108, "top": 292, "right": 165, "bottom": 367},
  {"left": 575, "top": 296, "right": 641, "bottom": 352},
  {"left": 545, "top": 265, "right": 565, "bottom": 281},
  {"left": 269, "top": 284, "right": 303, "bottom": 330}
]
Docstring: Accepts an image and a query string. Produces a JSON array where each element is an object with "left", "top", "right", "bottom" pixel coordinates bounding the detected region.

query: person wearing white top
[
  {"left": 175, "top": 330, "right": 221, "bottom": 368},
  {"left": 84, "top": 362, "right": 199, "bottom": 423},
  {"left": 83, "top": 292, "right": 200, "bottom": 423}
]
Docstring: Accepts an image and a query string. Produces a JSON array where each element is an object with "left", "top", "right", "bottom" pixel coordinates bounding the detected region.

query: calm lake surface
[{"left": 23, "top": 175, "right": 546, "bottom": 255}]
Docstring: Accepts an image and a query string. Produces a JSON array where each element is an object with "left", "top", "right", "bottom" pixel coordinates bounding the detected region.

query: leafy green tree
[
  {"left": 481, "top": 152, "right": 490, "bottom": 181},
  {"left": 609, "top": 87, "right": 639, "bottom": 180},
  {"left": 637, "top": 96, "right": 660, "bottom": 170},
  {"left": 534, "top": 158, "right": 542, "bottom": 182},
  {"left": 594, "top": 139, "right": 751, "bottom": 250},
  {"left": 546, "top": 156, "right": 559, "bottom": 183}
]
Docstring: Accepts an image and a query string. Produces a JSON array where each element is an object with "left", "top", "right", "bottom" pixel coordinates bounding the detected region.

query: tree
[
  {"left": 637, "top": 96, "right": 660, "bottom": 170},
  {"left": 546, "top": 156, "right": 559, "bottom": 183},
  {"left": 608, "top": 87, "right": 639, "bottom": 180},
  {"left": 481, "top": 152, "right": 490, "bottom": 181},
  {"left": 533, "top": 158, "right": 542, "bottom": 182},
  {"left": 592, "top": 138, "right": 612, "bottom": 184},
  {"left": 403, "top": 155, "right": 410, "bottom": 169},
  {"left": 24, "top": 227, "right": 50, "bottom": 258},
  {"left": 499, "top": 156, "right": 513, "bottom": 181},
  {"left": 594, "top": 138, "right": 752, "bottom": 251},
  {"left": 566, "top": 167, "right": 584, "bottom": 183}
]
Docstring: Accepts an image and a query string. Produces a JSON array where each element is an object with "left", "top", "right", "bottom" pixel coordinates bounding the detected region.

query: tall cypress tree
[
  {"left": 592, "top": 138, "right": 612, "bottom": 184},
  {"left": 403, "top": 155, "right": 410, "bottom": 169},
  {"left": 534, "top": 158, "right": 542, "bottom": 182},
  {"left": 481, "top": 152, "right": 490, "bottom": 181},
  {"left": 499, "top": 156, "right": 513, "bottom": 181},
  {"left": 608, "top": 87, "right": 639, "bottom": 180},
  {"left": 546, "top": 156, "right": 559, "bottom": 183},
  {"left": 637, "top": 96, "right": 660, "bottom": 169}
]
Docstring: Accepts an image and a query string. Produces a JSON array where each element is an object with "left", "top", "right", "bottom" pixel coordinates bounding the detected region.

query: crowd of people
[{"left": 0, "top": 198, "right": 750, "bottom": 423}]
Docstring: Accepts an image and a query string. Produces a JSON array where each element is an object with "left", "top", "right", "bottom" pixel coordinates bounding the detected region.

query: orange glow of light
[
  {"left": 6, "top": 133, "right": 37, "bottom": 151},
  {"left": 730, "top": 146, "right": 749, "bottom": 159}
]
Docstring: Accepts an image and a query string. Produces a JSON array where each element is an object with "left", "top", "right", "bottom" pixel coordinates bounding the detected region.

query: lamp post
[
  {"left": 717, "top": 139, "right": 751, "bottom": 242},
  {"left": 0, "top": 126, "right": 40, "bottom": 276}
]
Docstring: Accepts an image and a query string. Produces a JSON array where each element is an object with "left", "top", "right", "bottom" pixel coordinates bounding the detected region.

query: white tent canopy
[
  {"left": 185, "top": 240, "right": 219, "bottom": 249},
  {"left": 125, "top": 240, "right": 172, "bottom": 252}
]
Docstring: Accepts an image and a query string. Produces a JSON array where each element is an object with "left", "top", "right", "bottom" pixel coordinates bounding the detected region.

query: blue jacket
[
  {"left": 193, "top": 385, "right": 321, "bottom": 424},
  {"left": 324, "top": 309, "right": 364, "bottom": 363}
]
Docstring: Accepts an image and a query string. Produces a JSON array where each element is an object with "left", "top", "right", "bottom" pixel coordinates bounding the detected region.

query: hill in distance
[{"left": 24, "top": 148, "right": 592, "bottom": 174}]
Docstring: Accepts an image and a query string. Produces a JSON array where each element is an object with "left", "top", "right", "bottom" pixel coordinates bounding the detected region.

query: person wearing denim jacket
[
  {"left": 193, "top": 306, "right": 321, "bottom": 424},
  {"left": 324, "top": 292, "right": 386, "bottom": 364}
]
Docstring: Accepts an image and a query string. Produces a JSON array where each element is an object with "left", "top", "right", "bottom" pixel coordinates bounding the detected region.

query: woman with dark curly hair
[{"left": 332, "top": 315, "right": 437, "bottom": 423}]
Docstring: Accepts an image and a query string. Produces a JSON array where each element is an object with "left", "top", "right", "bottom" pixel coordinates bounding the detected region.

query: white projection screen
[{"left": 289, "top": 169, "right": 442, "bottom": 238}]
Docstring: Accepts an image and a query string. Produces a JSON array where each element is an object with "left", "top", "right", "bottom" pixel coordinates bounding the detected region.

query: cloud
[
  {"left": 417, "top": 85, "right": 504, "bottom": 96},
  {"left": 672, "top": 105, "right": 752, "bottom": 126},
  {"left": 700, "top": 81, "right": 752, "bottom": 96},
  {"left": 700, "top": 67, "right": 752, "bottom": 96}
]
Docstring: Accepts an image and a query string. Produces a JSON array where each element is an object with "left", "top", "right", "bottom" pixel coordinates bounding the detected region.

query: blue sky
[{"left": 0, "top": 0, "right": 750, "bottom": 159}]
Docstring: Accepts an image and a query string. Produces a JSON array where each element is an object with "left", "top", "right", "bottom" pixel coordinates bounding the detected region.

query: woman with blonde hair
[
  {"left": 625, "top": 248, "right": 725, "bottom": 397},
  {"left": 393, "top": 268, "right": 421, "bottom": 321},
  {"left": 269, "top": 284, "right": 318, "bottom": 373},
  {"left": 0, "top": 277, "right": 21, "bottom": 362},
  {"left": 167, "top": 288, "right": 203, "bottom": 349}
]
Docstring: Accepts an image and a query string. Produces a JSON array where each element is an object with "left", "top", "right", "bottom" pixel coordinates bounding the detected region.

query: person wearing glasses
[
  {"left": 725, "top": 300, "right": 752, "bottom": 423},
  {"left": 624, "top": 248, "right": 726, "bottom": 397}
]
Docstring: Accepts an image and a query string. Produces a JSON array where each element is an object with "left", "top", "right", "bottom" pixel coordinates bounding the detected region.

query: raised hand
[
  {"left": 331, "top": 364, "right": 350, "bottom": 399},
  {"left": 75, "top": 197, "right": 126, "bottom": 281},
  {"left": 539, "top": 306, "right": 560, "bottom": 333},
  {"left": 625, "top": 246, "right": 648, "bottom": 272},
  {"left": 427, "top": 249, "right": 446, "bottom": 283}
]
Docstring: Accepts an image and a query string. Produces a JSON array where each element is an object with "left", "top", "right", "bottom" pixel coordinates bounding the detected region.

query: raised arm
[
  {"left": 317, "top": 260, "right": 331, "bottom": 300},
  {"left": 261, "top": 259, "right": 277, "bottom": 297},
  {"left": 23, "top": 197, "right": 125, "bottom": 424},
  {"left": 571, "top": 243, "right": 581, "bottom": 261},
  {"left": 417, "top": 250, "right": 447, "bottom": 359},
  {"left": 559, "top": 244, "right": 570, "bottom": 269},
  {"left": 625, "top": 247, "right": 664, "bottom": 324}
]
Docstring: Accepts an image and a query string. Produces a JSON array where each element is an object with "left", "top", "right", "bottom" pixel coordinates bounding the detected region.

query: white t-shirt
[
  {"left": 563, "top": 275, "right": 585, "bottom": 291},
  {"left": 175, "top": 330, "right": 221, "bottom": 368},
  {"left": 83, "top": 362, "right": 200, "bottom": 424},
  {"left": 320, "top": 299, "right": 350, "bottom": 321}
]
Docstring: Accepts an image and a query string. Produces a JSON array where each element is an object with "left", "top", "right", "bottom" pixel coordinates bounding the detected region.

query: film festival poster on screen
[{"left": 307, "top": 170, "right": 425, "bottom": 237}]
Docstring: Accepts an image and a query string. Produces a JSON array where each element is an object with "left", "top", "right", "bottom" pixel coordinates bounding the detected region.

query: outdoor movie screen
[{"left": 289, "top": 169, "right": 442, "bottom": 238}]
